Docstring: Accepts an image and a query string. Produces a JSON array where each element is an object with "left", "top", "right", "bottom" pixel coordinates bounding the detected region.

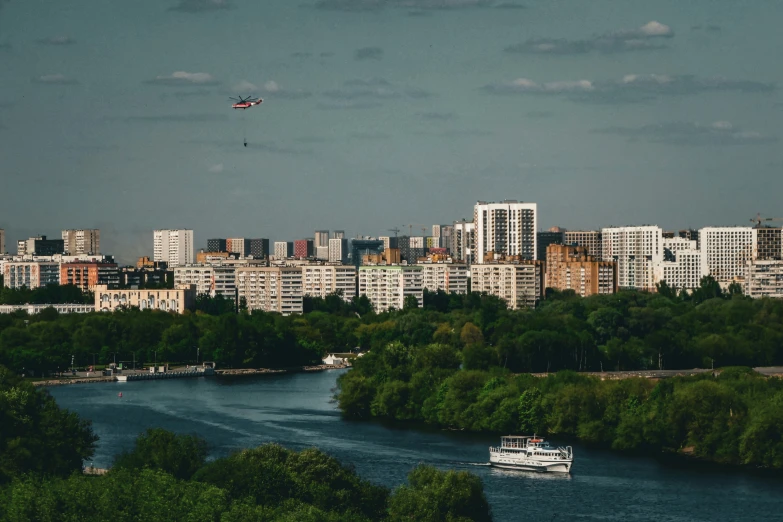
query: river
[{"left": 49, "top": 370, "right": 780, "bottom": 522}]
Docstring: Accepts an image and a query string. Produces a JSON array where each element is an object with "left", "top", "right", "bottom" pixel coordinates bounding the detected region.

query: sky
[{"left": 1, "top": 0, "right": 781, "bottom": 263}]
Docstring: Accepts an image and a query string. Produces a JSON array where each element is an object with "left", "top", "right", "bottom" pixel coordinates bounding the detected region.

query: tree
[
  {"left": 0, "top": 365, "right": 97, "bottom": 484},
  {"left": 403, "top": 294, "right": 420, "bottom": 311},
  {"left": 112, "top": 428, "right": 207, "bottom": 480},
  {"left": 388, "top": 464, "right": 492, "bottom": 522}
]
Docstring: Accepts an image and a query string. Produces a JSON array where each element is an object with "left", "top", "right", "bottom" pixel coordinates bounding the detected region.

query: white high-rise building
[
  {"left": 744, "top": 260, "right": 783, "bottom": 298},
  {"left": 654, "top": 238, "right": 707, "bottom": 291},
  {"left": 314, "top": 230, "right": 330, "bottom": 248},
  {"left": 564, "top": 230, "right": 602, "bottom": 259},
  {"left": 153, "top": 229, "right": 194, "bottom": 268},
  {"left": 274, "top": 241, "right": 293, "bottom": 260},
  {"left": 358, "top": 265, "right": 423, "bottom": 311},
  {"left": 62, "top": 229, "right": 100, "bottom": 255},
  {"left": 236, "top": 266, "right": 303, "bottom": 315},
  {"left": 421, "top": 263, "right": 469, "bottom": 294},
  {"left": 451, "top": 221, "right": 475, "bottom": 264},
  {"left": 302, "top": 265, "right": 356, "bottom": 301},
  {"left": 474, "top": 200, "right": 537, "bottom": 261},
  {"left": 602, "top": 226, "right": 664, "bottom": 291},
  {"left": 699, "top": 227, "right": 754, "bottom": 284},
  {"left": 328, "top": 238, "right": 348, "bottom": 263},
  {"left": 470, "top": 261, "right": 543, "bottom": 309}
]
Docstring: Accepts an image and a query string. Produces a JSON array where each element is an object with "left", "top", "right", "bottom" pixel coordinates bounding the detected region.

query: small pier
[{"left": 116, "top": 368, "right": 214, "bottom": 382}]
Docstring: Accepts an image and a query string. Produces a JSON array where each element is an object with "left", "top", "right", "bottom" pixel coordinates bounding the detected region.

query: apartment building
[
  {"left": 153, "top": 229, "right": 194, "bottom": 268},
  {"left": 60, "top": 261, "right": 119, "bottom": 291},
  {"left": 95, "top": 284, "right": 196, "bottom": 314},
  {"left": 744, "top": 260, "right": 783, "bottom": 298},
  {"left": 358, "top": 265, "right": 423, "bottom": 311},
  {"left": 602, "top": 226, "right": 663, "bottom": 291},
  {"left": 316, "top": 246, "right": 329, "bottom": 260},
  {"left": 328, "top": 238, "right": 348, "bottom": 263},
  {"left": 236, "top": 266, "right": 303, "bottom": 315},
  {"left": 564, "top": 230, "right": 602, "bottom": 259},
  {"left": 432, "top": 224, "right": 453, "bottom": 251},
  {"left": 699, "top": 227, "right": 754, "bottom": 284},
  {"left": 302, "top": 265, "right": 357, "bottom": 301},
  {"left": 226, "top": 238, "right": 251, "bottom": 256},
  {"left": 62, "top": 229, "right": 100, "bottom": 255},
  {"left": 17, "top": 236, "right": 64, "bottom": 256},
  {"left": 294, "top": 239, "right": 314, "bottom": 259},
  {"left": 250, "top": 238, "right": 269, "bottom": 258},
  {"left": 654, "top": 238, "right": 707, "bottom": 291},
  {"left": 754, "top": 227, "right": 782, "bottom": 261},
  {"left": 274, "top": 241, "right": 294, "bottom": 259},
  {"left": 207, "top": 238, "right": 227, "bottom": 252},
  {"left": 314, "top": 230, "right": 330, "bottom": 249},
  {"left": 451, "top": 221, "right": 475, "bottom": 264},
  {"left": 474, "top": 200, "right": 537, "bottom": 261},
  {"left": 174, "top": 265, "right": 237, "bottom": 300},
  {"left": 420, "top": 263, "right": 469, "bottom": 294},
  {"left": 0, "top": 229, "right": 4, "bottom": 255},
  {"left": 537, "top": 227, "right": 566, "bottom": 262},
  {"left": 545, "top": 244, "right": 617, "bottom": 297},
  {"left": 3, "top": 261, "right": 60, "bottom": 289},
  {"left": 470, "top": 261, "right": 543, "bottom": 309}
]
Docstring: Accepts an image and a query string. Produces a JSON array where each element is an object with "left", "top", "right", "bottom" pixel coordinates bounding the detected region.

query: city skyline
[{"left": 1, "top": 0, "right": 782, "bottom": 263}]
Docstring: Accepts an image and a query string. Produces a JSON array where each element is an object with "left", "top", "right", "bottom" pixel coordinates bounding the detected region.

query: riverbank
[{"left": 33, "top": 364, "right": 349, "bottom": 387}]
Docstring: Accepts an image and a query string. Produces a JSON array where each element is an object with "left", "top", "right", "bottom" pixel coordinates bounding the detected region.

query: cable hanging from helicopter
[{"left": 229, "top": 95, "right": 263, "bottom": 147}]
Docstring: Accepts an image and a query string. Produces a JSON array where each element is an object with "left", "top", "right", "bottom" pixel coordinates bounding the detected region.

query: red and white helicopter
[{"left": 230, "top": 95, "right": 263, "bottom": 109}]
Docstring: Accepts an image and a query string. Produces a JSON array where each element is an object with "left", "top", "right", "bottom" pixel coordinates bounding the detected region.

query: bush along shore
[
  {"left": 337, "top": 341, "right": 783, "bottom": 470},
  {"left": 0, "top": 365, "right": 493, "bottom": 521}
]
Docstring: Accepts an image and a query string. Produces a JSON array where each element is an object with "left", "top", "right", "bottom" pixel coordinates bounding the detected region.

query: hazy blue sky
[{"left": 1, "top": 0, "right": 781, "bottom": 262}]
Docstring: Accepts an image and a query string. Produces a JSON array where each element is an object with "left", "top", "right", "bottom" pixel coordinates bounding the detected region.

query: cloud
[
  {"left": 232, "top": 80, "right": 312, "bottom": 99},
  {"left": 324, "top": 78, "right": 433, "bottom": 103},
  {"left": 117, "top": 113, "right": 228, "bottom": 123},
  {"left": 504, "top": 20, "right": 673, "bottom": 55},
  {"left": 316, "top": 100, "right": 383, "bottom": 110},
  {"left": 36, "top": 36, "right": 76, "bottom": 46},
  {"left": 209, "top": 163, "right": 224, "bottom": 173},
  {"left": 355, "top": 46, "right": 384, "bottom": 60},
  {"left": 145, "top": 71, "right": 219, "bottom": 86},
  {"left": 593, "top": 121, "right": 777, "bottom": 146},
  {"left": 350, "top": 130, "right": 390, "bottom": 139},
  {"left": 32, "top": 74, "right": 79, "bottom": 85},
  {"left": 417, "top": 111, "right": 456, "bottom": 120},
  {"left": 169, "top": 0, "right": 233, "bottom": 12},
  {"left": 313, "top": 0, "right": 498, "bottom": 12},
  {"left": 481, "top": 73, "right": 775, "bottom": 103}
]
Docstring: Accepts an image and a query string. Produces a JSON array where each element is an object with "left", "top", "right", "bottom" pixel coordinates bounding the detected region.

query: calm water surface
[{"left": 49, "top": 370, "right": 780, "bottom": 522}]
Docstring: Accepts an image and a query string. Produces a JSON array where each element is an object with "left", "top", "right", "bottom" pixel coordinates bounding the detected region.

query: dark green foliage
[
  {"left": 112, "top": 428, "right": 207, "bottom": 480},
  {"left": 388, "top": 464, "right": 492, "bottom": 522},
  {"left": 0, "top": 366, "right": 97, "bottom": 484}
]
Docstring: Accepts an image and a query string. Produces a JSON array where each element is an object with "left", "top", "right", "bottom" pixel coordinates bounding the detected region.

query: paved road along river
[{"left": 49, "top": 369, "right": 781, "bottom": 522}]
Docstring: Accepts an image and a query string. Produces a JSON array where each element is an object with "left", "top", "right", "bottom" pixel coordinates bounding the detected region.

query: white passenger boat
[{"left": 489, "top": 435, "right": 573, "bottom": 473}]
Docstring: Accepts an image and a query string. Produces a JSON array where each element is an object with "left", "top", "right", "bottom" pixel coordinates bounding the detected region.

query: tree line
[{"left": 0, "top": 366, "right": 492, "bottom": 521}]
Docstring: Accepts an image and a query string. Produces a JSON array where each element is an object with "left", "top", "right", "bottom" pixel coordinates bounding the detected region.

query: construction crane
[
  {"left": 750, "top": 213, "right": 783, "bottom": 228},
  {"left": 387, "top": 227, "right": 401, "bottom": 237},
  {"left": 405, "top": 223, "right": 430, "bottom": 236}
]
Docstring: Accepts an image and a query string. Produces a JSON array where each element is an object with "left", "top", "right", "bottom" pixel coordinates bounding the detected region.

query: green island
[
  {"left": 0, "top": 365, "right": 492, "bottom": 521},
  {"left": 2, "top": 279, "right": 783, "bottom": 472}
]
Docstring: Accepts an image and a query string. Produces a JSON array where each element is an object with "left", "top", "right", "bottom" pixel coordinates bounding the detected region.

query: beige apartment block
[
  {"left": 236, "top": 266, "right": 303, "bottom": 315},
  {"left": 545, "top": 244, "right": 617, "bottom": 297},
  {"left": 302, "top": 265, "right": 357, "bottom": 301},
  {"left": 470, "top": 260, "right": 543, "bottom": 309}
]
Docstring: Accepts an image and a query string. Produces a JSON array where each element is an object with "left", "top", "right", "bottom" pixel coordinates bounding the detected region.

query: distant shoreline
[{"left": 33, "top": 364, "right": 349, "bottom": 387}]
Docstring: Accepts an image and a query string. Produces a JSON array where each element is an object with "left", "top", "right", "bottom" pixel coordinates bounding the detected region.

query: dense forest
[
  {"left": 2, "top": 276, "right": 783, "bottom": 377},
  {"left": 0, "top": 366, "right": 492, "bottom": 521},
  {"left": 0, "top": 284, "right": 93, "bottom": 306}
]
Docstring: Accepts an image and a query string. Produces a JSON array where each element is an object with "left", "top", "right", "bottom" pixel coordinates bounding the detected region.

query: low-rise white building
[
  {"left": 302, "top": 265, "right": 356, "bottom": 301},
  {"left": 236, "top": 266, "right": 303, "bottom": 315},
  {"left": 358, "top": 265, "right": 423, "bottom": 311},
  {"left": 744, "top": 260, "right": 783, "bottom": 298},
  {"left": 0, "top": 303, "right": 94, "bottom": 314},
  {"left": 470, "top": 261, "right": 543, "bottom": 309},
  {"left": 420, "top": 263, "right": 469, "bottom": 294}
]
